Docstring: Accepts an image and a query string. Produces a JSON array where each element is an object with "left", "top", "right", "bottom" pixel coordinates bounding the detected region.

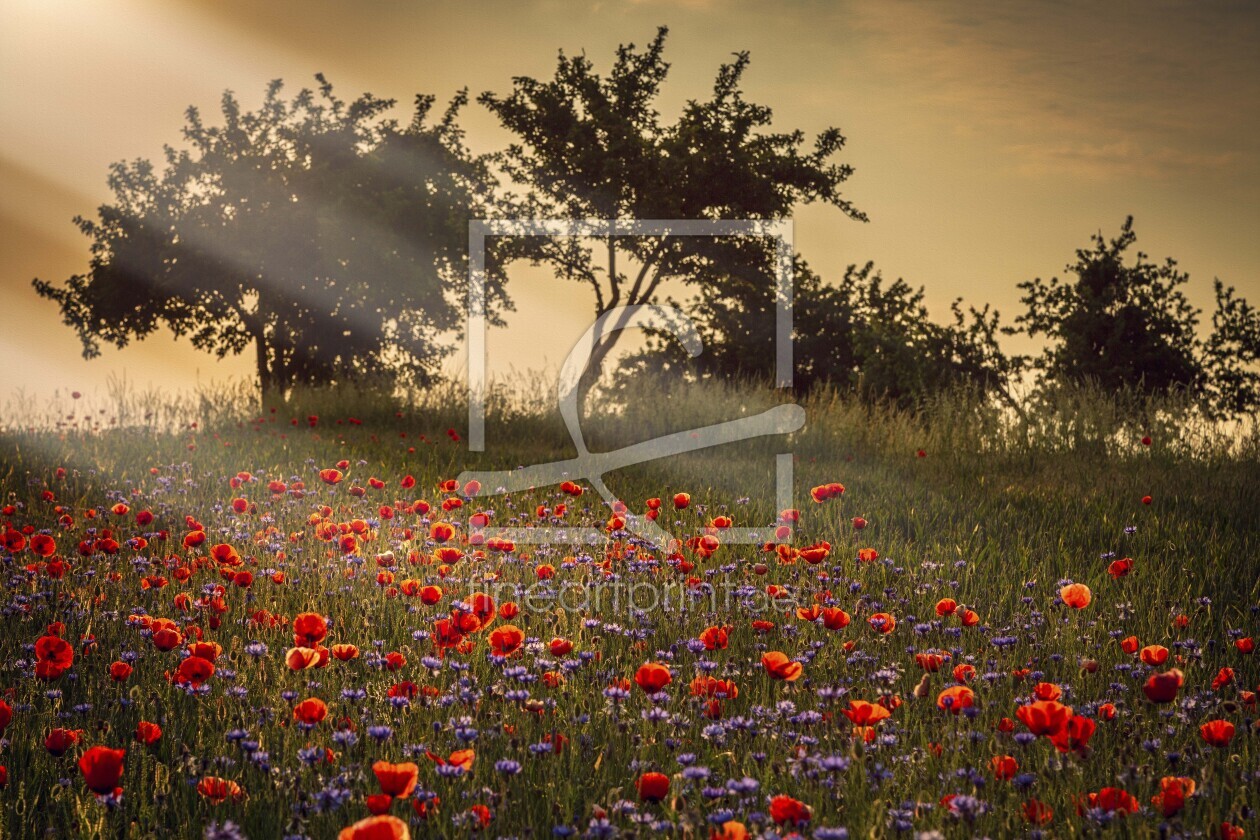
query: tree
[
  {"left": 34, "top": 76, "right": 507, "bottom": 403},
  {"left": 478, "top": 27, "right": 866, "bottom": 393},
  {"left": 1013, "top": 217, "right": 1204, "bottom": 397},
  {"left": 621, "top": 259, "right": 1021, "bottom": 412},
  {"left": 1012, "top": 217, "right": 1260, "bottom": 419},
  {"left": 1204, "top": 280, "right": 1260, "bottom": 417}
]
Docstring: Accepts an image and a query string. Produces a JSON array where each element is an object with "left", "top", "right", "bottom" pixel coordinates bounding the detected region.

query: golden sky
[{"left": 2, "top": 0, "right": 1258, "bottom": 410}]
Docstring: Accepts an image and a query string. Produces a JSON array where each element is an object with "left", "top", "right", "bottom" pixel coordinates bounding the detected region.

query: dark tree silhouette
[
  {"left": 478, "top": 27, "right": 866, "bottom": 390},
  {"left": 622, "top": 258, "right": 1021, "bottom": 412},
  {"left": 1013, "top": 217, "right": 1203, "bottom": 396},
  {"left": 1205, "top": 280, "right": 1260, "bottom": 416},
  {"left": 33, "top": 76, "right": 507, "bottom": 403}
]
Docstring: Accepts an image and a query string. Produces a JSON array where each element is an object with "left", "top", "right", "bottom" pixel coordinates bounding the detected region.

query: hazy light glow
[{"left": 2, "top": 0, "right": 1257, "bottom": 408}]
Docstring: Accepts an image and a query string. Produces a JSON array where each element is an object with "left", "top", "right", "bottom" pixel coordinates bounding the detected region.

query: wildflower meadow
[{"left": 0, "top": 383, "right": 1256, "bottom": 839}]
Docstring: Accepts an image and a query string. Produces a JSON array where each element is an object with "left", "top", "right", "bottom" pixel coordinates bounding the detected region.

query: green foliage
[
  {"left": 1014, "top": 217, "right": 1203, "bottom": 397},
  {"left": 32, "top": 76, "right": 507, "bottom": 402},
  {"left": 617, "top": 259, "right": 1021, "bottom": 412},
  {"left": 1013, "top": 217, "right": 1260, "bottom": 419},
  {"left": 0, "top": 382, "right": 1256, "bottom": 837},
  {"left": 1204, "top": 280, "right": 1260, "bottom": 416},
  {"left": 479, "top": 26, "right": 866, "bottom": 380}
]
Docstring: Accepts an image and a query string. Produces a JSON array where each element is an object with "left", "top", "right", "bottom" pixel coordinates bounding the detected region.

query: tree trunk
[
  {"left": 574, "top": 240, "right": 673, "bottom": 417},
  {"left": 575, "top": 334, "right": 616, "bottom": 420},
  {"left": 255, "top": 330, "right": 282, "bottom": 409}
]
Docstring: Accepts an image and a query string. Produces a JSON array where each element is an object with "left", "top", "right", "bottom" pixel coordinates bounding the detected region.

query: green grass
[{"left": 0, "top": 380, "right": 1256, "bottom": 838}]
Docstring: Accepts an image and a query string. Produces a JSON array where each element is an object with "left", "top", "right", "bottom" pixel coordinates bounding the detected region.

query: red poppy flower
[
  {"left": 1022, "top": 799, "right": 1053, "bottom": 824},
  {"left": 412, "top": 585, "right": 442, "bottom": 606},
  {"left": 45, "top": 727, "right": 83, "bottom": 757},
  {"left": 768, "top": 795, "right": 811, "bottom": 826},
  {"left": 1200, "top": 719, "right": 1235, "bottom": 747},
  {"left": 1212, "top": 667, "right": 1236, "bottom": 690},
  {"left": 135, "top": 721, "right": 162, "bottom": 745},
  {"left": 337, "top": 815, "right": 410, "bottom": 840},
  {"left": 467, "top": 804, "right": 491, "bottom": 828},
  {"left": 36, "top": 635, "right": 74, "bottom": 669},
  {"left": 916, "top": 652, "right": 947, "bottom": 672},
  {"left": 293, "top": 612, "right": 328, "bottom": 646},
  {"left": 936, "top": 685, "right": 974, "bottom": 714},
  {"left": 990, "top": 755, "right": 1018, "bottom": 780},
  {"left": 188, "top": 641, "right": 222, "bottom": 661},
  {"left": 365, "top": 794, "right": 393, "bottom": 815},
  {"left": 1032, "top": 682, "right": 1062, "bottom": 701},
  {"left": 809, "top": 483, "right": 844, "bottom": 503},
  {"left": 761, "top": 651, "right": 803, "bottom": 681},
  {"left": 173, "top": 655, "right": 215, "bottom": 687},
  {"left": 373, "top": 761, "right": 420, "bottom": 798},
  {"left": 1107, "top": 557, "right": 1133, "bottom": 578},
  {"left": 796, "top": 605, "right": 821, "bottom": 622},
  {"left": 425, "top": 749, "right": 475, "bottom": 770},
  {"left": 1059, "top": 583, "right": 1091, "bottom": 609},
  {"left": 690, "top": 676, "right": 738, "bottom": 699},
  {"left": 1143, "top": 669, "right": 1184, "bottom": 703},
  {"left": 821, "top": 608, "right": 850, "bottom": 630},
  {"left": 841, "top": 700, "right": 891, "bottom": 726},
  {"left": 431, "top": 618, "right": 464, "bottom": 651},
  {"left": 293, "top": 698, "right": 328, "bottom": 725},
  {"left": 79, "top": 746, "right": 125, "bottom": 794},
  {"left": 1017, "top": 700, "right": 1072, "bottom": 736},
  {"left": 329, "top": 644, "right": 358, "bottom": 662},
  {"left": 1081, "top": 787, "right": 1139, "bottom": 815},
  {"left": 1048, "top": 714, "right": 1095, "bottom": 753},
  {"left": 634, "top": 662, "right": 673, "bottom": 693},
  {"left": 433, "top": 547, "right": 462, "bottom": 564},
  {"left": 286, "top": 647, "right": 321, "bottom": 671},
  {"left": 636, "top": 771, "right": 670, "bottom": 802},
  {"left": 197, "top": 776, "right": 244, "bottom": 804},
  {"left": 1151, "top": 776, "right": 1195, "bottom": 817},
  {"left": 798, "top": 542, "right": 831, "bottom": 564},
  {"left": 468, "top": 592, "right": 496, "bottom": 623},
  {"left": 488, "top": 625, "right": 524, "bottom": 657},
  {"left": 868, "top": 612, "right": 895, "bottom": 634}
]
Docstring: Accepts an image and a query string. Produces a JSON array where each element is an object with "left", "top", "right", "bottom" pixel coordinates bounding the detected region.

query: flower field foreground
[{"left": 0, "top": 404, "right": 1257, "bottom": 839}]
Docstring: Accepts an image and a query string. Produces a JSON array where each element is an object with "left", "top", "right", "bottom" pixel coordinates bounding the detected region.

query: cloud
[
  {"left": 624, "top": 0, "right": 718, "bottom": 9},
  {"left": 842, "top": 0, "right": 1260, "bottom": 180},
  {"left": 1007, "top": 140, "right": 1240, "bottom": 180}
]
